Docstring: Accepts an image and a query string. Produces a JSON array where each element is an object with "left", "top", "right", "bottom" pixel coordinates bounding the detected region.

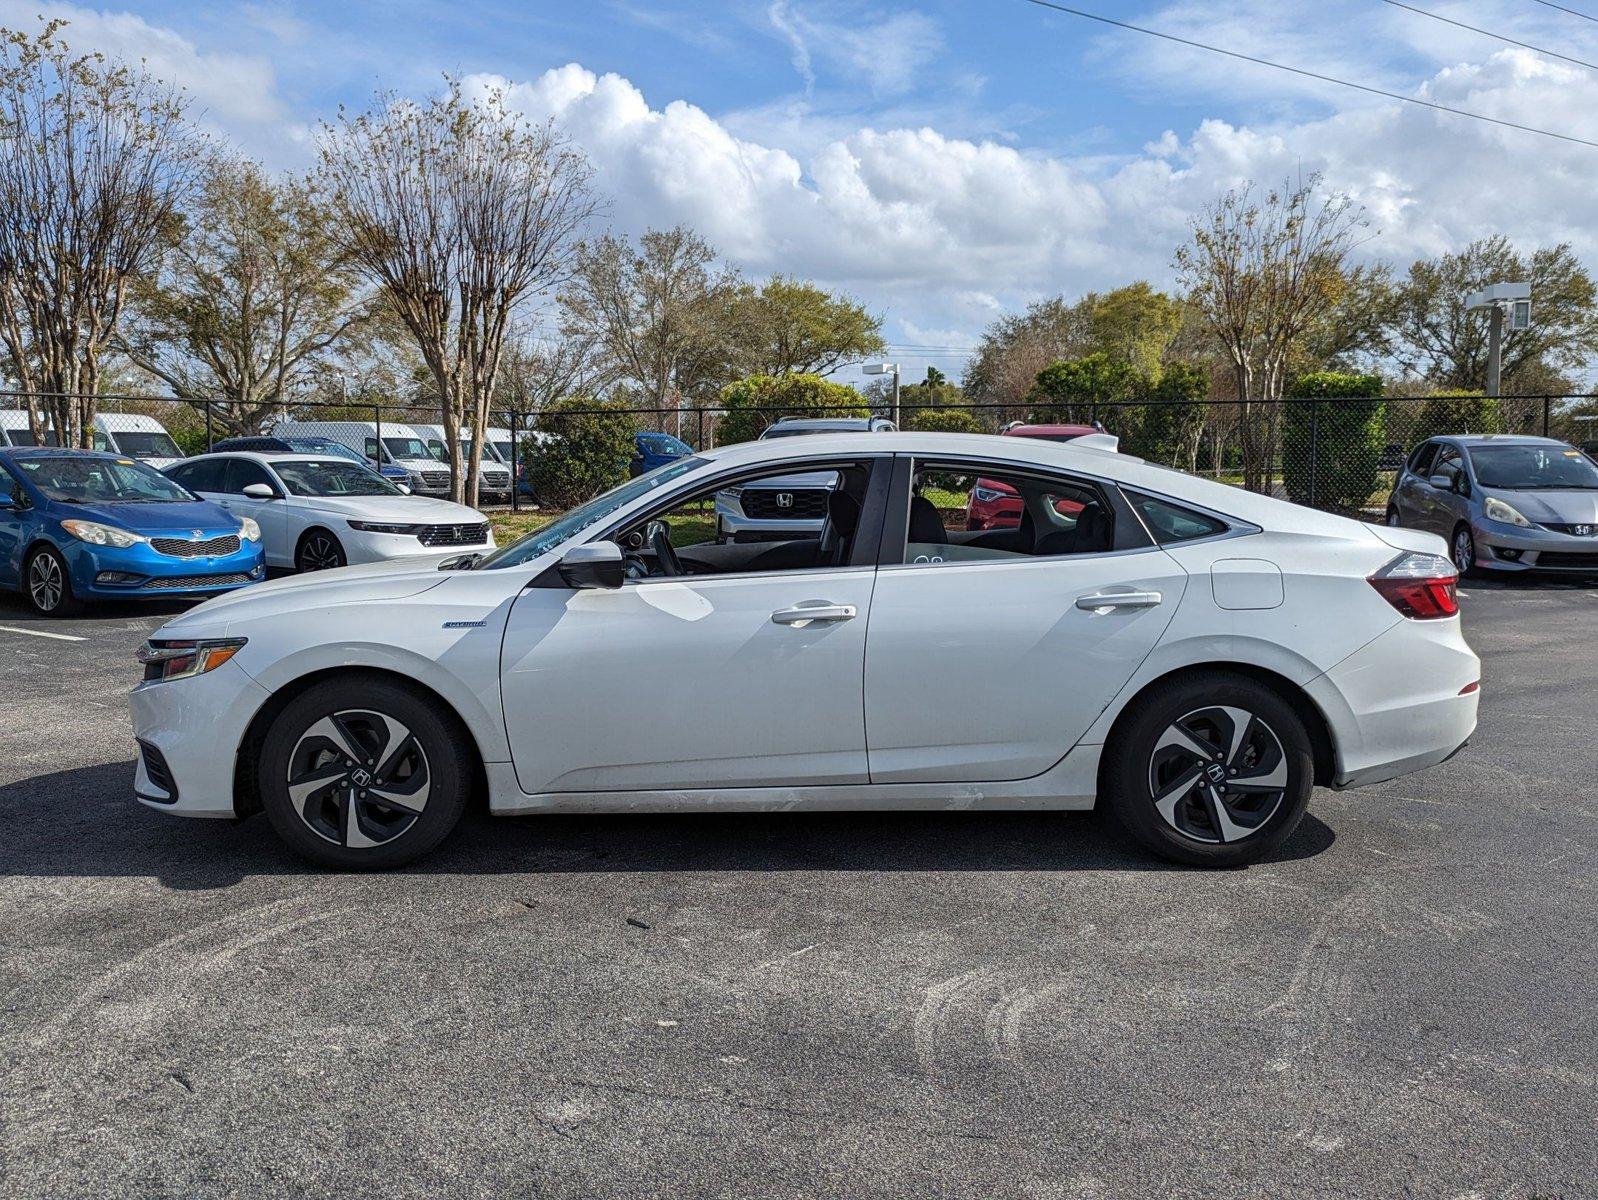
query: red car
[{"left": 965, "top": 424, "right": 1103, "bottom": 530}]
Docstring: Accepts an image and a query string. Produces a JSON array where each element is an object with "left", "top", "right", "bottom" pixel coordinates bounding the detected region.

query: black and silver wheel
[
  {"left": 1103, "top": 673, "right": 1314, "bottom": 866},
  {"left": 1451, "top": 525, "right": 1476, "bottom": 577},
  {"left": 296, "top": 529, "right": 346, "bottom": 572},
  {"left": 259, "top": 677, "right": 470, "bottom": 868},
  {"left": 24, "top": 546, "right": 80, "bottom": 616}
]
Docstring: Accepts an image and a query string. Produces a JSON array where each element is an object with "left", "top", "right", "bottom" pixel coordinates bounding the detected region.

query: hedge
[{"left": 1280, "top": 371, "right": 1385, "bottom": 514}]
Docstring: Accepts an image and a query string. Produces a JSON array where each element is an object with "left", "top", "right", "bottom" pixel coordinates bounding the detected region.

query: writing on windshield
[{"left": 1469, "top": 445, "right": 1598, "bottom": 490}]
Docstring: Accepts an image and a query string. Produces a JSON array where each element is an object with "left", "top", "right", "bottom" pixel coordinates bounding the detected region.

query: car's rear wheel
[
  {"left": 1102, "top": 673, "right": 1314, "bottom": 867},
  {"left": 24, "top": 546, "right": 81, "bottom": 617},
  {"left": 1451, "top": 524, "right": 1477, "bottom": 577},
  {"left": 258, "top": 677, "right": 471, "bottom": 869},
  {"left": 296, "top": 529, "right": 346, "bottom": 572}
]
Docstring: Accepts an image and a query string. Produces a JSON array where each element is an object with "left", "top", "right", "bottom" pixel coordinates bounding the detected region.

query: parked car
[
  {"left": 630, "top": 432, "right": 693, "bottom": 477},
  {"left": 132, "top": 429, "right": 1477, "bottom": 870},
  {"left": 1386, "top": 434, "right": 1598, "bottom": 575},
  {"left": 269, "top": 420, "right": 451, "bottom": 497},
  {"left": 94, "top": 413, "right": 185, "bottom": 470},
  {"left": 714, "top": 416, "right": 895, "bottom": 543},
  {"left": 164, "top": 452, "right": 493, "bottom": 573},
  {"left": 0, "top": 447, "right": 263, "bottom": 615},
  {"left": 967, "top": 423, "right": 1116, "bottom": 530},
  {"left": 410, "top": 424, "right": 512, "bottom": 502},
  {"left": 211, "top": 436, "right": 413, "bottom": 487}
]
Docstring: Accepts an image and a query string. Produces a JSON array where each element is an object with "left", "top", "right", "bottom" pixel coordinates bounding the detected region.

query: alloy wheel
[
  {"left": 1147, "top": 705, "right": 1288, "bottom": 844},
  {"left": 1453, "top": 528, "right": 1474, "bottom": 574},
  {"left": 285, "top": 709, "right": 431, "bottom": 848},
  {"left": 28, "top": 553, "right": 63, "bottom": 612},
  {"left": 300, "top": 534, "right": 343, "bottom": 571}
]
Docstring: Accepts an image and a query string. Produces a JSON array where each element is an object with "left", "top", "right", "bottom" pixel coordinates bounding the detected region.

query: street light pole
[
  {"left": 862, "top": 362, "right": 901, "bottom": 424},
  {"left": 1465, "top": 282, "right": 1531, "bottom": 398}
]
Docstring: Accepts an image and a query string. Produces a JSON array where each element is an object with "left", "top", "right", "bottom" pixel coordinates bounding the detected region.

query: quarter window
[{"left": 1125, "top": 491, "right": 1229, "bottom": 544}]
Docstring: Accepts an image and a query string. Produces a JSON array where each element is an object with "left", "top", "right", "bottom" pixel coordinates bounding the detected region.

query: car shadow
[
  {"left": 0, "top": 760, "right": 1336, "bottom": 890},
  {"left": 0, "top": 589, "right": 198, "bottom": 622}
]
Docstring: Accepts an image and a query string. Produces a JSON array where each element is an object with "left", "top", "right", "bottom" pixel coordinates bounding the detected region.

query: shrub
[
  {"left": 1410, "top": 391, "right": 1505, "bottom": 443},
  {"left": 901, "top": 407, "right": 985, "bottom": 434},
  {"left": 1120, "top": 362, "right": 1209, "bottom": 465},
  {"left": 1280, "top": 371, "right": 1385, "bottom": 513},
  {"left": 716, "top": 373, "right": 868, "bottom": 445},
  {"left": 1026, "top": 352, "right": 1139, "bottom": 424},
  {"left": 525, "top": 397, "right": 639, "bottom": 509}
]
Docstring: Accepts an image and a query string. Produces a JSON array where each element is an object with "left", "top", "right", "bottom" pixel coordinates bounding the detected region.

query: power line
[
  {"left": 1018, "top": 0, "right": 1598, "bottom": 149},
  {"left": 1380, "top": 0, "right": 1598, "bottom": 74},
  {"left": 1528, "top": 0, "right": 1598, "bottom": 25}
]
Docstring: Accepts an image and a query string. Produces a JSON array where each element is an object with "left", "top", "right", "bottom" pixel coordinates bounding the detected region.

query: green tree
[
  {"left": 1026, "top": 352, "right": 1139, "bottom": 424},
  {"left": 525, "top": 396, "right": 639, "bottom": 508},
  {"left": 1123, "top": 362, "right": 1210, "bottom": 467},
  {"left": 1087, "top": 282, "right": 1185, "bottom": 378},
  {"left": 715, "top": 373, "right": 867, "bottom": 445},
  {"left": 1409, "top": 391, "right": 1505, "bottom": 443},
  {"left": 727, "top": 276, "right": 885, "bottom": 377},
  {"left": 1280, "top": 371, "right": 1385, "bottom": 514}
]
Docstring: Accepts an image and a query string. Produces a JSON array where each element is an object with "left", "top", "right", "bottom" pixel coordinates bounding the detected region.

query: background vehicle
[
  {"left": 1, "top": 412, "right": 113, "bottom": 449},
  {"left": 1387, "top": 434, "right": 1598, "bottom": 575},
  {"left": 714, "top": 416, "right": 895, "bottom": 542},
  {"left": 211, "top": 435, "right": 413, "bottom": 487},
  {"left": 270, "top": 420, "right": 450, "bottom": 496},
  {"left": 133, "top": 430, "right": 1476, "bottom": 872},
  {"left": 165, "top": 452, "right": 492, "bottom": 572},
  {"left": 0, "top": 447, "right": 262, "bottom": 615},
  {"left": 411, "top": 424, "right": 512, "bottom": 502},
  {"left": 967, "top": 423, "right": 1114, "bottom": 530},
  {"left": 630, "top": 432, "right": 692, "bottom": 477},
  {"left": 93, "top": 414, "right": 184, "bottom": 470}
]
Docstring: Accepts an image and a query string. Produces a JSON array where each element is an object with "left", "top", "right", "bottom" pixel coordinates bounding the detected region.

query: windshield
[
  {"left": 111, "top": 431, "right": 181, "bottom": 459},
  {"left": 274, "top": 459, "right": 401, "bottom": 497},
  {"left": 639, "top": 434, "right": 690, "bottom": 454},
  {"left": 1469, "top": 445, "right": 1598, "bottom": 490},
  {"left": 16, "top": 455, "right": 195, "bottom": 503},
  {"left": 426, "top": 439, "right": 449, "bottom": 462},
  {"left": 383, "top": 437, "right": 430, "bottom": 461},
  {"left": 478, "top": 457, "right": 705, "bottom": 570},
  {"left": 5, "top": 427, "right": 58, "bottom": 447}
]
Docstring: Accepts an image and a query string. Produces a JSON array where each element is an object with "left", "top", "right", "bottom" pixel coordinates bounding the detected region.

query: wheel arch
[
  {"left": 232, "top": 666, "right": 489, "bottom": 819},
  {"left": 1096, "top": 662, "right": 1337, "bottom": 789}
]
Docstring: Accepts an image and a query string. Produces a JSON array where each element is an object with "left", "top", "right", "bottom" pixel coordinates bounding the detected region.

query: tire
[
  {"left": 257, "top": 677, "right": 472, "bottom": 869},
  {"left": 24, "top": 545, "right": 82, "bottom": 617},
  {"left": 1451, "top": 524, "right": 1477, "bottom": 578},
  {"left": 296, "top": 529, "right": 346, "bottom": 572},
  {"left": 1101, "top": 672, "right": 1314, "bottom": 867}
]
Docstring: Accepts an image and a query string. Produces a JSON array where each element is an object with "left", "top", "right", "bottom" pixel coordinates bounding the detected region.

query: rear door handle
[
  {"left": 1076, "top": 590, "right": 1162, "bottom": 612},
  {"left": 772, "top": 602, "right": 857, "bottom": 626}
]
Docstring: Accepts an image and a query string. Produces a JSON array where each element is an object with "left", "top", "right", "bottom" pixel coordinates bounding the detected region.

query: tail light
[{"left": 1368, "top": 552, "right": 1459, "bottom": 619}]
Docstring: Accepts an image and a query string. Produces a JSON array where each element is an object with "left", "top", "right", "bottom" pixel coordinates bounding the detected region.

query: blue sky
[{"left": 11, "top": 0, "right": 1598, "bottom": 379}]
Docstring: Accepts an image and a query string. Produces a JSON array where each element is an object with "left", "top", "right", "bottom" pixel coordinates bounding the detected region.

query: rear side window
[{"left": 1125, "top": 490, "right": 1229, "bottom": 545}]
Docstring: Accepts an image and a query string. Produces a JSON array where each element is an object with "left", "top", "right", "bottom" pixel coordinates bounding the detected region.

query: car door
[
  {"left": 499, "top": 456, "right": 889, "bottom": 795},
  {"left": 0, "top": 462, "right": 26, "bottom": 587},
  {"left": 1394, "top": 442, "right": 1437, "bottom": 526},
  {"left": 1424, "top": 444, "right": 1468, "bottom": 534},
  {"left": 218, "top": 458, "right": 295, "bottom": 565},
  {"left": 863, "top": 455, "right": 1188, "bottom": 784}
]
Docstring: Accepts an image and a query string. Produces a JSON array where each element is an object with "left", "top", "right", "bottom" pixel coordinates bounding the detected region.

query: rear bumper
[{"left": 1306, "top": 616, "right": 1480, "bottom": 789}]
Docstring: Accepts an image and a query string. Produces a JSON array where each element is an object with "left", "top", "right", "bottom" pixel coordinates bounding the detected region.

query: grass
[{"left": 489, "top": 509, "right": 719, "bottom": 549}]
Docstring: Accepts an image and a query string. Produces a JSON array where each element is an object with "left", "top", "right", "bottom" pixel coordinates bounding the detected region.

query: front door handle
[
  {"left": 772, "top": 601, "right": 857, "bottom": 626},
  {"left": 1076, "top": 590, "right": 1162, "bottom": 612}
]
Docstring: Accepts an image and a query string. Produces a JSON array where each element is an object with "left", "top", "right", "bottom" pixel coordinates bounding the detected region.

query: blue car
[
  {"left": 0, "top": 448, "right": 265, "bottom": 616},
  {"left": 629, "top": 432, "right": 692, "bottom": 477}
]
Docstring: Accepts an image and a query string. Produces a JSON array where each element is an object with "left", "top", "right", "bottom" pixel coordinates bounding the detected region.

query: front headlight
[
  {"left": 136, "top": 638, "right": 247, "bottom": 684},
  {"left": 60, "top": 519, "right": 148, "bottom": 548},
  {"left": 238, "top": 517, "right": 262, "bottom": 542},
  {"left": 347, "top": 520, "right": 422, "bottom": 535},
  {"left": 1484, "top": 497, "right": 1532, "bottom": 528}
]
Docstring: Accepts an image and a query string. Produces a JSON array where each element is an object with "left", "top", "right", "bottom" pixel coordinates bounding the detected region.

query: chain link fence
[{"left": 2, "top": 389, "right": 1594, "bottom": 519}]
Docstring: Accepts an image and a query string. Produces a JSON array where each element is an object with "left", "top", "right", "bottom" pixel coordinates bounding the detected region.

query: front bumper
[
  {"left": 62, "top": 539, "right": 265, "bottom": 599},
  {"left": 1472, "top": 520, "right": 1598, "bottom": 572},
  {"left": 341, "top": 526, "right": 495, "bottom": 566},
  {"left": 713, "top": 495, "right": 824, "bottom": 542},
  {"left": 131, "top": 657, "right": 272, "bottom": 818}
]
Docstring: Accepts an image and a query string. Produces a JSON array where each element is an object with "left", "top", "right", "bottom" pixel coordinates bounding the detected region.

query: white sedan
[
  {"left": 164, "top": 452, "right": 492, "bottom": 572},
  {"left": 132, "top": 432, "right": 1479, "bottom": 869}
]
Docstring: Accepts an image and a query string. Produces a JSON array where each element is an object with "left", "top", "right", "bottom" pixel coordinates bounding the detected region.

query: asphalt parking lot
[{"left": 0, "top": 578, "right": 1593, "bottom": 1199}]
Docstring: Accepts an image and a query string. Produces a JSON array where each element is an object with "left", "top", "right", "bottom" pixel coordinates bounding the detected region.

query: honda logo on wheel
[{"left": 775, "top": 492, "right": 793, "bottom": 508}]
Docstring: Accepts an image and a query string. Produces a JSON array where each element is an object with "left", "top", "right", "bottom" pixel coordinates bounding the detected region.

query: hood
[
  {"left": 1483, "top": 487, "right": 1598, "bottom": 525},
  {"left": 57, "top": 498, "right": 240, "bottom": 538},
  {"left": 393, "top": 458, "right": 444, "bottom": 473},
  {"left": 155, "top": 555, "right": 453, "bottom": 637},
  {"left": 297, "top": 494, "right": 487, "bottom": 523}
]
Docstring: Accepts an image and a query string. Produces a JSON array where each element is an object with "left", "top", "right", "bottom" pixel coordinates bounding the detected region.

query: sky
[{"left": 10, "top": 0, "right": 1598, "bottom": 384}]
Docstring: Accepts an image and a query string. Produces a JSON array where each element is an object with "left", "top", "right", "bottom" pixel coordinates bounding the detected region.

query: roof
[
  {"left": 1440, "top": 434, "right": 1572, "bottom": 447},
  {"left": 186, "top": 450, "right": 357, "bottom": 465},
  {"left": 0, "top": 445, "right": 122, "bottom": 461}
]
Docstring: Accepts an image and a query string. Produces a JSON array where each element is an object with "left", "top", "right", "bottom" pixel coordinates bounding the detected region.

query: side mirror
[
  {"left": 396, "top": 483, "right": 412, "bottom": 495},
  {"left": 242, "top": 483, "right": 279, "bottom": 500},
  {"left": 558, "top": 541, "right": 624, "bottom": 590},
  {"left": 0, "top": 493, "right": 13, "bottom": 511},
  {"left": 1428, "top": 474, "right": 1452, "bottom": 491}
]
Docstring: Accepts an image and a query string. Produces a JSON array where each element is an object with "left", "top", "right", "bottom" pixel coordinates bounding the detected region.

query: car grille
[
  {"left": 417, "top": 523, "right": 490, "bottom": 547},
  {"left": 740, "top": 488, "right": 830, "bottom": 520},
  {"left": 151, "top": 533, "right": 241, "bottom": 558},
  {"left": 1539, "top": 523, "right": 1598, "bottom": 537},
  {"left": 419, "top": 471, "right": 450, "bottom": 489},
  {"left": 141, "top": 572, "right": 253, "bottom": 590},
  {"left": 137, "top": 739, "right": 177, "bottom": 801}
]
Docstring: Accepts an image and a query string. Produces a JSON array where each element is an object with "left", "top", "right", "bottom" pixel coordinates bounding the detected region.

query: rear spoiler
[{"left": 1070, "top": 433, "right": 1120, "bottom": 454}]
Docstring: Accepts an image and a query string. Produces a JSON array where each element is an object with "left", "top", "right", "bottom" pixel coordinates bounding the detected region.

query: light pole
[
  {"left": 863, "top": 362, "right": 900, "bottom": 426},
  {"left": 1465, "top": 282, "right": 1532, "bottom": 397}
]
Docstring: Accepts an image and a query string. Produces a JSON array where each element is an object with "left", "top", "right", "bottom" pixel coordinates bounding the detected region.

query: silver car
[
  {"left": 1387, "top": 434, "right": 1598, "bottom": 575},
  {"left": 714, "top": 416, "right": 895, "bottom": 543}
]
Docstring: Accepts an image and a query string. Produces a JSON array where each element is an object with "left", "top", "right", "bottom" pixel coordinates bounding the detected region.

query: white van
[
  {"left": 269, "top": 419, "right": 450, "bottom": 496},
  {"left": 411, "top": 423, "right": 512, "bottom": 501},
  {"left": 1, "top": 410, "right": 115, "bottom": 449},
  {"left": 94, "top": 413, "right": 184, "bottom": 469}
]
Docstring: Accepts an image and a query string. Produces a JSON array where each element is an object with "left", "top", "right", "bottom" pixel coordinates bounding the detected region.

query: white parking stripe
[{"left": 0, "top": 624, "right": 87, "bottom": 642}]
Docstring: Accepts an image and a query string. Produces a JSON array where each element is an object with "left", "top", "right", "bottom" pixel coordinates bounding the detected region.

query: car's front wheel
[
  {"left": 258, "top": 677, "right": 471, "bottom": 869},
  {"left": 24, "top": 546, "right": 81, "bottom": 617},
  {"left": 296, "top": 529, "right": 346, "bottom": 572},
  {"left": 1102, "top": 673, "right": 1314, "bottom": 867}
]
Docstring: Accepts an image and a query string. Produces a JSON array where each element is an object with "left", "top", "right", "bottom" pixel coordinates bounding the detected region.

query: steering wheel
[{"left": 644, "top": 519, "right": 683, "bottom": 577}]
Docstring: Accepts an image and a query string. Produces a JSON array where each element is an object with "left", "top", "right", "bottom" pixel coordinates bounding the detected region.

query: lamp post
[
  {"left": 1464, "top": 282, "right": 1532, "bottom": 397},
  {"left": 863, "top": 362, "right": 901, "bottom": 426}
]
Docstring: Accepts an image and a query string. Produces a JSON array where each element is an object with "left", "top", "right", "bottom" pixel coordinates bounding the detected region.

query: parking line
[{"left": 0, "top": 624, "right": 87, "bottom": 642}]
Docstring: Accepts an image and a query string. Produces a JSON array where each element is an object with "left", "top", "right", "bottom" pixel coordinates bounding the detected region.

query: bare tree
[
  {"left": 118, "top": 156, "right": 372, "bottom": 436},
  {"left": 0, "top": 20, "right": 195, "bottom": 446},
  {"left": 317, "top": 79, "right": 595, "bottom": 504},
  {"left": 496, "top": 324, "right": 611, "bottom": 414},
  {"left": 1174, "top": 175, "right": 1369, "bottom": 492}
]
